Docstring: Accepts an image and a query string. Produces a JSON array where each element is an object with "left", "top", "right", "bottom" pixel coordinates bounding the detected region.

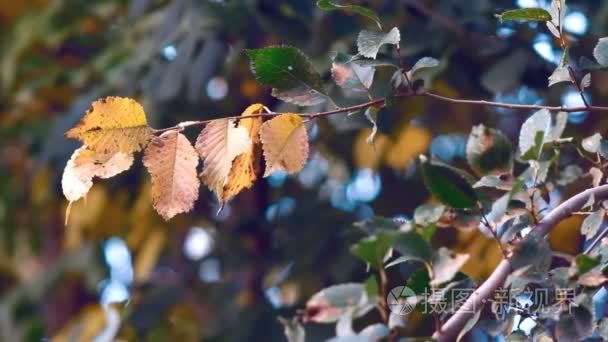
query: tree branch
[
  {"left": 432, "top": 184, "right": 608, "bottom": 342},
  {"left": 152, "top": 91, "right": 608, "bottom": 135}
]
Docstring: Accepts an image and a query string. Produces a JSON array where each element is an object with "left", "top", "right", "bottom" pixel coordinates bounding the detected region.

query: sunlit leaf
[
  {"left": 260, "top": 114, "right": 309, "bottom": 177},
  {"left": 222, "top": 104, "right": 265, "bottom": 205},
  {"left": 195, "top": 118, "right": 252, "bottom": 203},
  {"left": 65, "top": 96, "right": 151, "bottom": 154}
]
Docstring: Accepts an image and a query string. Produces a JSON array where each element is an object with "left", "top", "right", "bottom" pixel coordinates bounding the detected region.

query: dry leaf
[
  {"left": 143, "top": 131, "right": 200, "bottom": 220},
  {"left": 65, "top": 96, "right": 152, "bottom": 154},
  {"left": 195, "top": 117, "right": 252, "bottom": 201},
  {"left": 260, "top": 113, "right": 309, "bottom": 177},
  {"left": 222, "top": 104, "right": 264, "bottom": 204},
  {"left": 62, "top": 146, "right": 134, "bottom": 203}
]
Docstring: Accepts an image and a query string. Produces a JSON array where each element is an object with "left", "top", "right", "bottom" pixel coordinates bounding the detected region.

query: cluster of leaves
[{"left": 62, "top": 98, "right": 309, "bottom": 220}]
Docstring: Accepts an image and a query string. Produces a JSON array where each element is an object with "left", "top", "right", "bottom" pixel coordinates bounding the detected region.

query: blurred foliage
[{"left": 3, "top": 0, "right": 608, "bottom": 341}]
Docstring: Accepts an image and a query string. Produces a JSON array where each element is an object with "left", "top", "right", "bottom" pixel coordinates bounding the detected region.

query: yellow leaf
[
  {"left": 62, "top": 145, "right": 134, "bottom": 203},
  {"left": 65, "top": 96, "right": 152, "bottom": 154},
  {"left": 222, "top": 104, "right": 264, "bottom": 204},
  {"left": 353, "top": 128, "right": 390, "bottom": 170},
  {"left": 260, "top": 113, "right": 309, "bottom": 177},
  {"left": 143, "top": 131, "right": 200, "bottom": 220},
  {"left": 384, "top": 124, "right": 431, "bottom": 170},
  {"left": 195, "top": 117, "right": 252, "bottom": 202}
]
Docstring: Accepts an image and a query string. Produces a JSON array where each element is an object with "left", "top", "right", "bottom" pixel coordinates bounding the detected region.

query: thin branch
[
  {"left": 378, "top": 267, "right": 389, "bottom": 324},
  {"left": 584, "top": 225, "right": 608, "bottom": 254},
  {"left": 567, "top": 66, "right": 591, "bottom": 108},
  {"left": 433, "top": 184, "right": 608, "bottom": 342},
  {"left": 151, "top": 90, "right": 608, "bottom": 135}
]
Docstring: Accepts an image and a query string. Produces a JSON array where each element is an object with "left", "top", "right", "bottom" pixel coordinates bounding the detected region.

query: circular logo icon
[{"left": 387, "top": 286, "right": 417, "bottom": 315}]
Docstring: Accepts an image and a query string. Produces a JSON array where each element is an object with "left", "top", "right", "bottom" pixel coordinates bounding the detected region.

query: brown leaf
[
  {"left": 65, "top": 96, "right": 152, "bottom": 154},
  {"left": 143, "top": 131, "right": 200, "bottom": 220},
  {"left": 260, "top": 114, "right": 309, "bottom": 177},
  {"left": 222, "top": 104, "right": 265, "bottom": 204}
]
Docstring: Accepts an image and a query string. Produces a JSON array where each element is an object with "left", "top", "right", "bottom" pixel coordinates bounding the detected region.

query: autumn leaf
[
  {"left": 62, "top": 145, "right": 134, "bottom": 203},
  {"left": 195, "top": 117, "right": 252, "bottom": 202},
  {"left": 222, "top": 104, "right": 264, "bottom": 205},
  {"left": 143, "top": 131, "right": 200, "bottom": 220},
  {"left": 65, "top": 96, "right": 152, "bottom": 154},
  {"left": 260, "top": 113, "right": 309, "bottom": 177}
]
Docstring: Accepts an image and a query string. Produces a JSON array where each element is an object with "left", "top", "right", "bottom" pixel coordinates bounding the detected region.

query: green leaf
[
  {"left": 357, "top": 27, "right": 400, "bottom": 59},
  {"left": 594, "top": 37, "right": 608, "bottom": 67},
  {"left": 384, "top": 232, "right": 433, "bottom": 268},
  {"left": 575, "top": 254, "right": 600, "bottom": 274},
  {"left": 364, "top": 275, "right": 379, "bottom": 297},
  {"left": 316, "top": 0, "right": 382, "bottom": 29},
  {"left": 496, "top": 8, "right": 551, "bottom": 22},
  {"left": 430, "top": 247, "right": 469, "bottom": 286},
  {"left": 420, "top": 156, "right": 478, "bottom": 209},
  {"left": 278, "top": 317, "right": 305, "bottom": 342},
  {"left": 519, "top": 109, "right": 551, "bottom": 160},
  {"left": 245, "top": 46, "right": 327, "bottom": 106},
  {"left": 581, "top": 209, "right": 604, "bottom": 239},
  {"left": 351, "top": 231, "right": 400, "bottom": 269},
  {"left": 466, "top": 124, "right": 514, "bottom": 175}
]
